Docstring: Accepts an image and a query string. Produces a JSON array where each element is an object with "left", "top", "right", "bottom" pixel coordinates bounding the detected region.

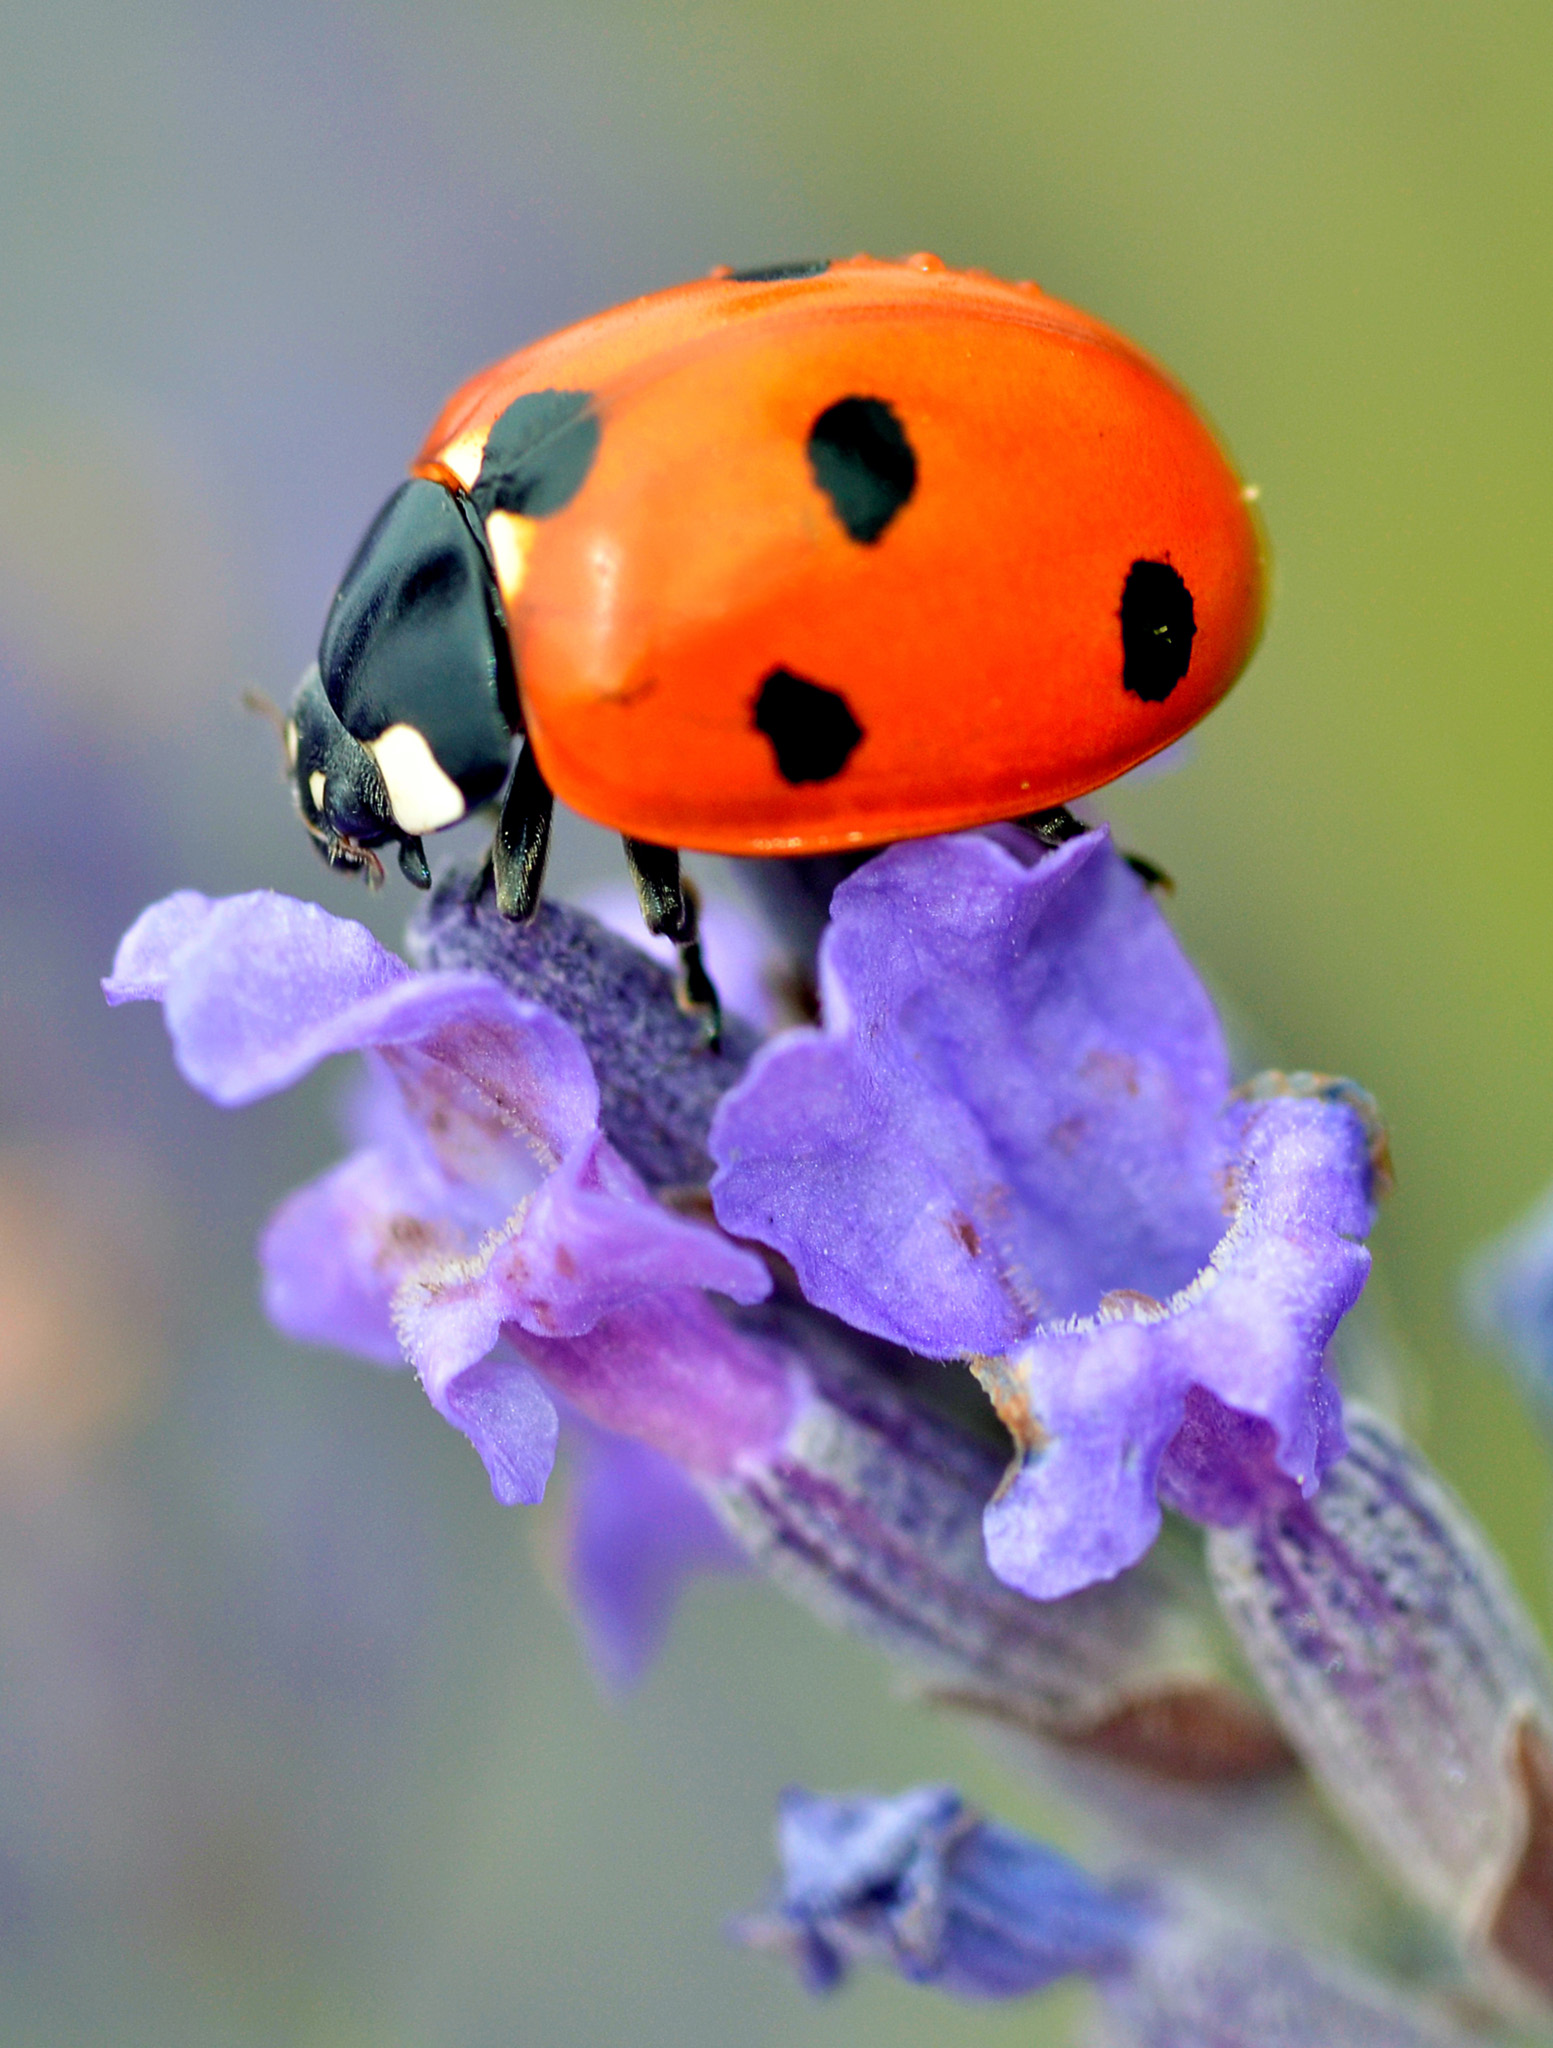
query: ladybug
[{"left": 286, "top": 252, "right": 1265, "bottom": 1033}]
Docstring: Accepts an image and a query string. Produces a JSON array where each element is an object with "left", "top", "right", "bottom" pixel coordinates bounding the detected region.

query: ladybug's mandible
[{"left": 285, "top": 252, "right": 1266, "bottom": 1033}]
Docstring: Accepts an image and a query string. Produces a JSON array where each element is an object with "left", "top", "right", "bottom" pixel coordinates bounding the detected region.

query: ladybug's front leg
[
  {"left": 622, "top": 838, "right": 722, "bottom": 1052},
  {"left": 491, "top": 743, "right": 555, "bottom": 920}
]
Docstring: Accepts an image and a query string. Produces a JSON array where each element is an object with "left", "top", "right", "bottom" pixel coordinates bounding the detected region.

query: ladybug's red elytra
[{"left": 285, "top": 251, "right": 1267, "bottom": 1036}]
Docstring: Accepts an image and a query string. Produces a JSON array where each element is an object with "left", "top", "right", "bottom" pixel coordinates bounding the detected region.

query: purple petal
[
  {"left": 436, "top": 1357, "right": 560, "bottom": 1505},
  {"left": 108, "top": 890, "right": 408, "bottom": 1101},
  {"left": 502, "top": 1292, "right": 797, "bottom": 1479},
  {"left": 710, "top": 830, "right": 1231, "bottom": 1357},
  {"left": 101, "top": 888, "right": 221, "bottom": 1002},
  {"left": 392, "top": 1132, "right": 771, "bottom": 1381},
  {"left": 979, "top": 1093, "right": 1373, "bottom": 1599},
  {"left": 105, "top": 891, "right": 600, "bottom": 1175},
  {"left": 259, "top": 1136, "right": 461, "bottom": 1366},
  {"left": 741, "top": 1784, "right": 1473, "bottom": 2043},
  {"left": 561, "top": 1420, "right": 746, "bottom": 1690},
  {"left": 118, "top": 893, "right": 788, "bottom": 1491}
]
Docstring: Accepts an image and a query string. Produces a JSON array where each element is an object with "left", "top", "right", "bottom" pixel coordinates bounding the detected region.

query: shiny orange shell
[{"left": 414, "top": 253, "right": 1266, "bottom": 856}]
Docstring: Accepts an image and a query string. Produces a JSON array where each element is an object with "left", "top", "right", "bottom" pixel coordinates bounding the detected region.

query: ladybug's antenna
[{"left": 243, "top": 688, "right": 292, "bottom": 772}]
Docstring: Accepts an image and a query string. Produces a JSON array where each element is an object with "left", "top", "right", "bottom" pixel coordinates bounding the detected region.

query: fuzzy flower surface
[{"left": 710, "top": 829, "right": 1380, "bottom": 1597}]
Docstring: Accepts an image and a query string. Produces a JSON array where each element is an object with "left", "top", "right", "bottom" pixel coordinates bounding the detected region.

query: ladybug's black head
[
  {"left": 287, "top": 663, "right": 418, "bottom": 885},
  {"left": 291, "top": 478, "right": 520, "bottom": 888}
]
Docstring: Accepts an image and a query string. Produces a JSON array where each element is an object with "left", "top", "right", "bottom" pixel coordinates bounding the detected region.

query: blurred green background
[{"left": 2, "top": 2, "right": 1551, "bottom": 2041}]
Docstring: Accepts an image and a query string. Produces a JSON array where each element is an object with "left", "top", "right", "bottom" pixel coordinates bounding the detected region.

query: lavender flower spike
[
  {"left": 739, "top": 1783, "right": 1476, "bottom": 2045},
  {"left": 105, "top": 890, "right": 785, "bottom": 1503},
  {"left": 1208, "top": 1404, "right": 1553, "bottom": 2010},
  {"left": 418, "top": 885, "right": 1286, "bottom": 1765},
  {"left": 711, "top": 829, "right": 1379, "bottom": 1597},
  {"left": 110, "top": 884, "right": 1279, "bottom": 1737}
]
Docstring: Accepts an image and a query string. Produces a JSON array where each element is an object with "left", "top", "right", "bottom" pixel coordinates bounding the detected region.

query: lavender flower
[
  {"left": 105, "top": 876, "right": 1292, "bottom": 1768},
  {"left": 104, "top": 888, "right": 790, "bottom": 1505},
  {"left": 710, "top": 829, "right": 1381, "bottom": 1596},
  {"left": 738, "top": 1783, "right": 1476, "bottom": 2045}
]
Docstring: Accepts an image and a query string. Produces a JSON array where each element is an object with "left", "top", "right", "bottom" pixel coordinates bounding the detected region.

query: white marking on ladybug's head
[
  {"left": 365, "top": 723, "right": 467, "bottom": 835},
  {"left": 285, "top": 719, "right": 299, "bottom": 770},
  {"left": 484, "top": 509, "right": 539, "bottom": 602},
  {"left": 308, "top": 770, "right": 326, "bottom": 811}
]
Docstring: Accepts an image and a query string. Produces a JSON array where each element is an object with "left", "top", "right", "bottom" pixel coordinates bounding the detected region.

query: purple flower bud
[
  {"left": 1208, "top": 1404, "right": 1553, "bottom": 2003},
  {"left": 739, "top": 1783, "right": 1474, "bottom": 2045},
  {"left": 734, "top": 1784, "right": 1145, "bottom": 1997},
  {"left": 709, "top": 830, "right": 1380, "bottom": 1596}
]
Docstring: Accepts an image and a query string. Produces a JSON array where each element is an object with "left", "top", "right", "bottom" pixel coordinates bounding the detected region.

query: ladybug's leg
[
  {"left": 1015, "top": 804, "right": 1088, "bottom": 848},
  {"left": 1016, "top": 804, "right": 1172, "bottom": 892},
  {"left": 622, "top": 838, "right": 722, "bottom": 1051},
  {"left": 398, "top": 837, "right": 432, "bottom": 889},
  {"left": 491, "top": 743, "right": 555, "bottom": 920},
  {"left": 1121, "top": 851, "right": 1174, "bottom": 894}
]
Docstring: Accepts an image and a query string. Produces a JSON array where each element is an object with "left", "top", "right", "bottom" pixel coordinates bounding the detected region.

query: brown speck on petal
[
  {"left": 1079, "top": 1048, "right": 1141, "bottom": 1097},
  {"left": 1046, "top": 1114, "right": 1088, "bottom": 1156}
]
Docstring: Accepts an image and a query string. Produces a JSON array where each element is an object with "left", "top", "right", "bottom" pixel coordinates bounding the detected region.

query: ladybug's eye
[{"left": 807, "top": 395, "right": 918, "bottom": 544}]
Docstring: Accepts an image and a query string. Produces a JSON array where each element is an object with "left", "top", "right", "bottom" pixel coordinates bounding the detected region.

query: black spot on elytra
[
  {"left": 726, "top": 259, "right": 831, "bottom": 282},
  {"left": 1120, "top": 559, "right": 1196, "bottom": 703},
  {"left": 472, "top": 389, "right": 600, "bottom": 521},
  {"left": 754, "top": 668, "right": 864, "bottom": 784},
  {"left": 807, "top": 396, "right": 917, "bottom": 544}
]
